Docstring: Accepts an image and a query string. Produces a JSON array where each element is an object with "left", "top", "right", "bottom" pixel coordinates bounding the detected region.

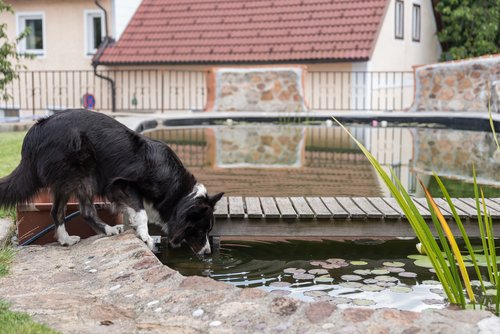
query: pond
[
  {"left": 144, "top": 120, "right": 500, "bottom": 311},
  {"left": 159, "top": 238, "right": 499, "bottom": 312},
  {"left": 143, "top": 121, "right": 500, "bottom": 198}
]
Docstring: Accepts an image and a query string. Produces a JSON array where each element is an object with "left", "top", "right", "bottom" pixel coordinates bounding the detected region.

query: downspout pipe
[{"left": 92, "top": 0, "right": 116, "bottom": 112}]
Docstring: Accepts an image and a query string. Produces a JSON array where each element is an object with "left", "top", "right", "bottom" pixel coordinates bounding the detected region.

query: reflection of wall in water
[{"left": 415, "top": 128, "right": 500, "bottom": 186}]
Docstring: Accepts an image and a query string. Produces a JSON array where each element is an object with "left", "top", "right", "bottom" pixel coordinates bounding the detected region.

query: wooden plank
[
  {"left": 306, "top": 197, "right": 332, "bottom": 219},
  {"left": 459, "top": 198, "right": 500, "bottom": 218},
  {"left": 449, "top": 198, "right": 476, "bottom": 218},
  {"left": 484, "top": 199, "right": 500, "bottom": 219},
  {"left": 275, "top": 197, "right": 298, "bottom": 219},
  {"left": 382, "top": 198, "right": 406, "bottom": 217},
  {"left": 321, "top": 197, "right": 349, "bottom": 218},
  {"left": 351, "top": 197, "right": 384, "bottom": 218},
  {"left": 433, "top": 198, "right": 467, "bottom": 218},
  {"left": 245, "top": 197, "right": 263, "bottom": 218},
  {"left": 367, "top": 197, "right": 401, "bottom": 219},
  {"left": 260, "top": 197, "right": 280, "bottom": 219},
  {"left": 491, "top": 198, "right": 500, "bottom": 205},
  {"left": 214, "top": 196, "right": 228, "bottom": 218},
  {"left": 411, "top": 198, "right": 433, "bottom": 219},
  {"left": 228, "top": 196, "right": 245, "bottom": 218},
  {"left": 336, "top": 197, "right": 365, "bottom": 219},
  {"left": 290, "top": 197, "right": 315, "bottom": 219}
]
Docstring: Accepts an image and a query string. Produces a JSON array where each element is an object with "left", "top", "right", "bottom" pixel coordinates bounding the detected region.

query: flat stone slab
[{"left": 0, "top": 230, "right": 498, "bottom": 333}]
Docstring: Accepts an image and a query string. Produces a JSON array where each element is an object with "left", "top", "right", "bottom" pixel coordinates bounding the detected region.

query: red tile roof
[{"left": 97, "top": 0, "right": 389, "bottom": 65}]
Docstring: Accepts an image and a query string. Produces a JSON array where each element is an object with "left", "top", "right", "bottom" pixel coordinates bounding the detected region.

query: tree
[
  {"left": 434, "top": 0, "right": 500, "bottom": 61},
  {"left": 0, "top": 0, "right": 32, "bottom": 101}
]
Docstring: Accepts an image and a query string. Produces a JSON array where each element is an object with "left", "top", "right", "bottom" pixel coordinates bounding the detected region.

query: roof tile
[{"left": 98, "top": 0, "right": 389, "bottom": 64}]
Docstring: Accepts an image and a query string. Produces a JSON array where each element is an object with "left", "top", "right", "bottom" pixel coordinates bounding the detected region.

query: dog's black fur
[{"left": 0, "top": 109, "right": 223, "bottom": 253}]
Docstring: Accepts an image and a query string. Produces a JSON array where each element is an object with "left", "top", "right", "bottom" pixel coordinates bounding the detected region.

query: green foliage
[
  {"left": 435, "top": 0, "right": 500, "bottom": 60},
  {"left": 0, "top": 0, "right": 33, "bottom": 101},
  {"left": 0, "top": 300, "right": 59, "bottom": 334},
  {"left": 0, "top": 131, "right": 25, "bottom": 219},
  {"left": 0, "top": 247, "right": 14, "bottom": 277}
]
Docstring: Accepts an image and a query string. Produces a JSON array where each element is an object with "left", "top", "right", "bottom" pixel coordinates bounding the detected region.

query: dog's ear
[{"left": 208, "top": 192, "right": 224, "bottom": 207}]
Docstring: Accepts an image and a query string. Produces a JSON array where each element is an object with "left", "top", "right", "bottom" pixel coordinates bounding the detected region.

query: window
[
  {"left": 85, "top": 10, "right": 104, "bottom": 55},
  {"left": 395, "top": 0, "right": 404, "bottom": 39},
  {"left": 17, "top": 13, "right": 45, "bottom": 55},
  {"left": 412, "top": 4, "right": 421, "bottom": 42}
]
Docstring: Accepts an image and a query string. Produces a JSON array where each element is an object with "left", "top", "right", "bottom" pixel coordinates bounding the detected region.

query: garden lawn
[{"left": 0, "top": 131, "right": 25, "bottom": 219}]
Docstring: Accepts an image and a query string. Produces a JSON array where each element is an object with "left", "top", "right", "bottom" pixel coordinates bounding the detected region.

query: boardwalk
[{"left": 211, "top": 196, "right": 500, "bottom": 239}]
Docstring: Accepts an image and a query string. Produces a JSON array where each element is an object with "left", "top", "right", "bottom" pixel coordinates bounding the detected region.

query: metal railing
[{"left": 0, "top": 69, "right": 414, "bottom": 117}]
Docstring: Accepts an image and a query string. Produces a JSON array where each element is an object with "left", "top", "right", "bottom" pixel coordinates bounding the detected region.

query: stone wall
[
  {"left": 215, "top": 125, "right": 305, "bottom": 167},
  {"left": 411, "top": 55, "right": 500, "bottom": 112},
  {"left": 205, "top": 67, "right": 308, "bottom": 112},
  {"left": 415, "top": 128, "right": 500, "bottom": 185}
]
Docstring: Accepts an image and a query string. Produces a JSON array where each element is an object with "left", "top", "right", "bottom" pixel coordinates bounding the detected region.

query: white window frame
[
  {"left": 84, "top": 9, "right": 105, "bottom": 56},
  {"left": 395, "top": 0, "right": 404, "bottom": 40},
  {"left": 16, "top": 12, "right": 46, "bottom": 56},
  {"left": 412, "top": 4, "right": 421, "bottom": 42}
]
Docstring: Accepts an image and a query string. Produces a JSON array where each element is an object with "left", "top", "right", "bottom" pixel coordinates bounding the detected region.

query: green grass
[
  {"left": 0, "top": 131, "right": 25, "bottom": 219},
  {"left": 428, "top": 177, "right": 500, "bottom": 198},
  {"left": 0, "top": 247, "right": 14, "bottom": 278},
  {"left": 0, "top": 301, "right": 59, "bottom": 334}
]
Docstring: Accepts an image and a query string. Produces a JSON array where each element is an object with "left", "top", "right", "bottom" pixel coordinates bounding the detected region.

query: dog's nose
[{"left": 197, "top": 238, "right": 211, "bottom": 255}]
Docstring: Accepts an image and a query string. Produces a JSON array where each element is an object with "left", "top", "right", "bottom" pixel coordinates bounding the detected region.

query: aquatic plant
[{"left": 333, "top": 117, "right": 500, "bottom": 313}]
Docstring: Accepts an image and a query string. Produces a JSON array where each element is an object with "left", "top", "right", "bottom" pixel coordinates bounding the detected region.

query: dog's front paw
[
  {"left": 59, "top": 235, "right": 81, "bottom": 246},
  {"left": 105, "top": 224, "right": 125, "bottom": 236},
  {"left": 139, "top": 235, "right": 154, "bottom": 250}
]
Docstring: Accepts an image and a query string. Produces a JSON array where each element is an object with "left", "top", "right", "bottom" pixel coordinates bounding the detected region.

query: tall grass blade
[
  {"left": 420, "top": 182, "right": 476, "bottom": 303},
  {"left": 332, "top": 117, "right": 461, "bottom": 304},
  {"left": 434, "top": 172, "right": 486, "bottom": 292}
]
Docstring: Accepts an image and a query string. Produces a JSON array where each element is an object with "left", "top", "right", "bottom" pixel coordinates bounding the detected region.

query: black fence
[{"left": 0, "top": 69, "right": 414, "bottom": 118}]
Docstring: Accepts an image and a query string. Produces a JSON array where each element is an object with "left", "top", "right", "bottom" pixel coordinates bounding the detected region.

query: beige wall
[
  {"left": 369, "top": 0, "right": 441, "bottom": 72},
  {"left": 1, "top": 0, "right": 113, "bottom": 71}
]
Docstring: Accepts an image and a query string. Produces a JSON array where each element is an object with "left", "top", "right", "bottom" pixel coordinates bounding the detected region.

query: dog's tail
[{"left": 0, "top": 159, "right": 41, "bottom": 209}]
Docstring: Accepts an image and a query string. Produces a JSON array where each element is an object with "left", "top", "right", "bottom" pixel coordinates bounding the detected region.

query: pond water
[
  {"left": 159, "top": 238, "right": 498, "bottom": 312},
  {"left": 143, "top": 121, "right": 500, "bottom": 197},
  {"left": 146, "top": 121, "right": 499, "bottom": 311}
]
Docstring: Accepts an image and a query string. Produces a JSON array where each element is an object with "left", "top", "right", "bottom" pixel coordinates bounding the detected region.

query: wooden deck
[{"left": 210, "top": 196, "right": 500, "bottom": 238}]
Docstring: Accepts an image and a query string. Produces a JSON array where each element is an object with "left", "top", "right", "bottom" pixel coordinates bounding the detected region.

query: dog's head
[{"left": 166, "top": 184, "right": 224, "bottom": 255}]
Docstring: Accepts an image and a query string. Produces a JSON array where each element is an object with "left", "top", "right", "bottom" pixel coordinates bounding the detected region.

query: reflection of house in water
[{"left": 143, "top": 125, "right": 415, "bottom": 197}]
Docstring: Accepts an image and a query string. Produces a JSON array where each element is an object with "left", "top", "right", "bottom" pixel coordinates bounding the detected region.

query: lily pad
[
  {"left": 485, "top": 289, "right": 497, "bottom": 296},
  {"left": 304, "top": 290, "right": 328, "bottom": 297},
  {"left": 314, "top": 275, "right": 334, "bottom": 283},
  {"left": 270, "top": 290, "right": 291, "bottom": 295},
  {"left": 422, "top": 280, "right": 441, "bottom": 285},
  {"left": 390, "top": 286, "right": 413, "bottom": 293},
  {"left": 374, "top": 275, "right": 398, "bottom": 282},
  {"left": 283, "top": 268, "right": 306, "bottom": 274},
  {"left": 350, "top": 261, "right": 368, "bottom": 266},
  {"left": 331, "top": 297, "right": 352, "bottom": 305},
  {"left": 353, "top": 299, "right": 376, "bottom": 306},
  {"left": 341, "top": 274, "right": 363, "bottom": 281},
  {"left": 385, "top": 267, "right": 405, "bottom": 273},
  {"left": 308, "top": 268, "right": 329, "bottom": 275},
  {"left": 361, "top": 285, "right": 385, "bottom": 292},
  {"left": 310, "top": 261, "right": 329, "bottom": 267},
  {"left": 269, "top": 281, "right": 292, "bottom": 288},
  {"left": 423, "top": 299, "right": 444, "bottom": 305},
  {"left": 339, "top": 282, "right": 364, "bottom": 289},
  {"left": 413, "top": 258, "right": 434, "bottom": 268},
  {"left": 376, "top": 281, "right": 396, "bottom": 288},
  {"left": 293, "top": 273, "right": 315, "bottom": 280},
  {"left": 398, "top": 272, "right": 417, "bottom": 278},
  {"left": 407, "top": 254, "right": 427, "bottom": 260},
  {"left": 382, "top": 261, "right": 405, "bottom": 267},
  {"left": 353, "top": 269, "right": 372, "bottom": 276},
  {"left": 371, "top": 269, "right": 390, "bottom": 275},
  {"left": 363, "top": 278, "right": 379, "bottom": 284}
]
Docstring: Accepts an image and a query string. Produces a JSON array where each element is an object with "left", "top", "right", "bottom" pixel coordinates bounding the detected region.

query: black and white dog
[{"left": 0, "top": 109, "right": 223, "bottom": 254}]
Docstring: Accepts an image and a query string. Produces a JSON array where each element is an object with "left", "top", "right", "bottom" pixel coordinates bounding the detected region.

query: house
[
  {"left": 0, "top": 0, "right": 140, "bottom": 116},
  {"left": 1, "top": 0, "right": 141, "bottom": 70},
  {"left": 92, "top": 0, "right": 442, "bottom": 112}
]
